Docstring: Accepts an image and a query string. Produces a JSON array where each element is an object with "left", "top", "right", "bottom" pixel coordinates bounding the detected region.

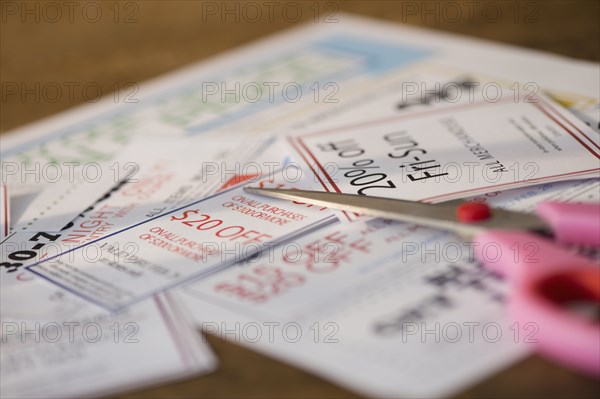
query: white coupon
[
  {"left": 176, "top": 219, "right": 525, "bottom": 398},
  {"left": 174, "top": 177, "right": 598, "bottom": 398},
  {"left": 0, "top": 135, "right": 275, "bottom": 277},
  {"left": 0, "top": 167, "right": 219, "bottom": 397},
  {"left": 0, "top": 273, "right": 216, "bottom": 399},
  {"left": 26, "top": 167, "right": 336, "bottom": 310},
  {"left": 289, "top": 94, "right": 599, "bottom": 221}
]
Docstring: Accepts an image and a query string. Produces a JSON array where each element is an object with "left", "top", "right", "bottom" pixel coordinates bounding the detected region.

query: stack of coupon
[{"left": 1, "top": 14, "right": 599, "bottom": 398}]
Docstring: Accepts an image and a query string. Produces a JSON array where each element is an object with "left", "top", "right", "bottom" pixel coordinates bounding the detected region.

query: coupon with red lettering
[
  {"left": 1, "top": 229, "right": 216, "bottom": 398},
  {"left": 174, "top": 177, "right": 597, "bottom": 398},
  {"left": 288, "top": 93, "right": 599, "bottom": 221},
  {"left": 1, "top": 137, "right": 241, "bottom": 397},
  {"left": 0, "top": 135, "right": 276, "bottom": 277},
  {"left": 175, "top": 219, "right": 524, "bottom": 398},
  {"left": 23, "top": 166, "right": 336, "bottom": 310}
]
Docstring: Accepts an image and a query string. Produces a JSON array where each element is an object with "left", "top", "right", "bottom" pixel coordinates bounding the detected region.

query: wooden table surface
[{"left": 1, "top": 1, "right": 599, "bottom": 398}]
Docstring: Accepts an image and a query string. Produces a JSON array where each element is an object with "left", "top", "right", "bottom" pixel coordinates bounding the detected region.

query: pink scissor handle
[
  {"left": 474, "top": 230, "right": 600, "bottom": 377},
  {"left": 536, "top": 202, "right": 600, "bottom": 247}
]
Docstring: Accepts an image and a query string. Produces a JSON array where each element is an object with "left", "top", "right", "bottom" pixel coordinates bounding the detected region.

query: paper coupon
[
  {"left": 24, "top": 167, "right": 336, "bottom": 310},
  {"left": 288, "top": 94, "right": 599, "bottom": 223},
  {"left": 177, "top": 218, "right": 525, "bottom": 398},
  {"left": 0, "top": 135, "right": 274, "bottom": 276},
  {"left": 0, "top": 259, "right": 216, "bottom": 398},
  {"left": 175, "top": 177, "right": 598, "bottom": 398}
]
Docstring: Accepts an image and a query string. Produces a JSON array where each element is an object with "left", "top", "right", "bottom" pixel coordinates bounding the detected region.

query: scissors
[{"left": 244, "top": 187, "right": 600, "bottom": 377}]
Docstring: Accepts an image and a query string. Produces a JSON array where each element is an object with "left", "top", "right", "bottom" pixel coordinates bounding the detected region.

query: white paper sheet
[
  {"left": 175, "top": 177, "right": 598, "bottom": 398},
  {"left": 0, "top": 275, "right": 216, "bottom": 399}
]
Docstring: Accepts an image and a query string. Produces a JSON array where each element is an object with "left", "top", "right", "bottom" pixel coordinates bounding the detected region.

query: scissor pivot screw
[{"left": 456, "top": 202, "right": 492, "bottom": 223}]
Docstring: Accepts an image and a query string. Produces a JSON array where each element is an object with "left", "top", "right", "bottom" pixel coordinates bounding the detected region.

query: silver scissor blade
[{"left": 244, "top": 187, "right": 552, "bottom": 237}]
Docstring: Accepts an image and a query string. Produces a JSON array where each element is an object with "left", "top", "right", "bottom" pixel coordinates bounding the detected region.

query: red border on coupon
[
  {"left": 291, "top": 98, "right": 600, "bottom": 220},
  {"left": 537, "top": 97, "right": 600, "bottom": 152}
]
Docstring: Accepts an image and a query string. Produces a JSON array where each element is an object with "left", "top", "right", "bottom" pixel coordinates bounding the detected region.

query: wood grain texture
[{"left": 1, "top": 1, "right": 599, "bottom": 397}]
